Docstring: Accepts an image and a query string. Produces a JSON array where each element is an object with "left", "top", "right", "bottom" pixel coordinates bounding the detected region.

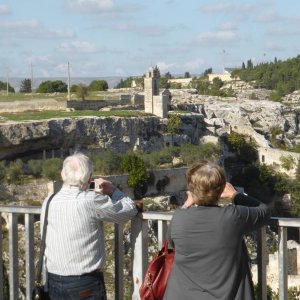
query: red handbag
[{"left": 139, "top": 240, "right": 175, "bottom": 300}]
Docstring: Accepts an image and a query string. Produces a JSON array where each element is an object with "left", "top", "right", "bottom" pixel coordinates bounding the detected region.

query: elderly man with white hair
[{"left": 41, "top": 152, "right": 138, "bottom": 300}]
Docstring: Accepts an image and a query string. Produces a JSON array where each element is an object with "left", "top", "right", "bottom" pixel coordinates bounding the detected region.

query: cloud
[
  {"left": 0, "top": 20, "right": 40, "bottom": 30},
  {"left": 0, "top": 20, "right": 75, "bottom": 40},
  {"left": 58, "top": 41, "right": 105, "bottom": 53},
  {"left": 183, "top": 58, "right": 205, "bottom": 71},
  {"left": 194, "top": 30, "right": 237, "bottom": 45},
  {"left": 112, "top": 22, "right": 184, "bottom": 37},
  {"left": 48, "top": 29, "right": 76, "bottom": 39},
  {"left": 264, "top": 41, "right": 285, "bottom": 52},
  {"left": 218, "top": 21, "right": 237, "bottom": 31},
  {"left": 0, "top": 4, "right": 11, "bottom": 14},
  {"left": 200, "top": 2, "right": 255, "bottom": 14},
  {"left": 156, "top": 62, "right": 175, "bottom": 72},
  {"left": 256, "top": 10, "right": 285, "bottom": 23},
  {"left": 25, "top": 55, "right": 53, "bottom": 65},
  {"left": 64, "top": 0, "right": 116, "bottom": 13}
]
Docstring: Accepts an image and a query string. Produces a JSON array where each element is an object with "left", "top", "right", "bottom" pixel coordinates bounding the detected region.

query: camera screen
[{"left": 89, "top": 181, "right": 95, "bottom": 189}]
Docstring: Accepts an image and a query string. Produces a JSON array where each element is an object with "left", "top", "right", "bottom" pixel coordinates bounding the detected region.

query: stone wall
[
  {"left": 258, "top": 147, "right": 300, "bottom": 177},
  {"left": 51, "top": 167, "right": 188, "bottom": 200},
  {"left": 168, "top": 78, "right": 192, "bottom": 87},
  {"left": 208, "top": 73, "right": 236, "bottom": 82},
  {"left": 0, "top": 99, "right": 66, "bottom": 113},
  {"left": 67, "top": 98, "right": 131, "bottom": 110}
]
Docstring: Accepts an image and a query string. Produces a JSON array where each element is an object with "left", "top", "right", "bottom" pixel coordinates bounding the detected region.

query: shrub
[
  {"left": 227, "top": 132, "right": 258, "bottom": 163},
  {"left": 88, "top": 80, "right": 108, "bottom": 91},
  {"left": 41, "top": 158, "right": 63, "bottom": 181},
  {"left": 280, "top": 155, "right": 295, "bottom": 171},
  {"left": 76, "top": 84, "right": 88, "bottom": 100},
  {"left": 179, "top": 143, "right": 220, "bottom": 166},
  {"left": 167, "top": 114, "right": 181, "bottom": 134},
  {"left": 37, "top": 80, "right": 67, "bottom": 93},
  {"left": 6, "top": 159, "right": 24, "bottom": 184},
  {"left": 121, "top": 153, "right": 149, "bottom": 198},
  {"left": 91, "top": 151, "right": 122, "bottom": 175},
  {"left": 28, "top": 159, "right": 43, "bottom": 178},
  {"left": 0, "top": 161, "right": 6, "bottom": 183}
]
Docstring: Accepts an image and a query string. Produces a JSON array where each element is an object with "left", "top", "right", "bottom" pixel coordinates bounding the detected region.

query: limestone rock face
[
  {"left": 170, "top": 89, "right": 299, "bottom": 148},
  {"left": 0, "top": 117, "right": 164, "bottom": 159}
]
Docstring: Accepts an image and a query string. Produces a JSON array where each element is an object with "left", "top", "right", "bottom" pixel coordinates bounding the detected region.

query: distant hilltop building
[
  {"left": 144, "top": 67, "right": 168, "bottom": 118},
  {"left": 168, "top": 78, "right": 192, "bottom": 87},
  {"left": 208, "top": 67, "right": 239, "bottom": 82}
]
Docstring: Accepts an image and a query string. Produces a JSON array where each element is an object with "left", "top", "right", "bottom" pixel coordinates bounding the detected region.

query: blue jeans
[{"left": 48, "top": 271, "right": 107, "bottom": 300}]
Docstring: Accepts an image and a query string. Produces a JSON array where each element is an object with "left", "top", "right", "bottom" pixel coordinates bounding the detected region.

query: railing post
[
  {"left": 9, "top": 213, "right": 19, "bottom": 300},
  {"left": 25, "top": 213, "right": 35, "bottom": 300},
  {"left": 114, "top": 223, "right": 124, "bottom": 300},
  {"left": 131, "top": 214, "right": 148, "bottom": 300},
  {"left": 157, "top": 220, "right": 168, "bottom": 248},
  {"left": 278, "top": 226, "right": 288, "bottom": 300},
  {"left": 0, "top": 213, "right": 3, "bottom": 300},
  {"left": 257, "top": 226, "right": 267, "bottom": 300}
]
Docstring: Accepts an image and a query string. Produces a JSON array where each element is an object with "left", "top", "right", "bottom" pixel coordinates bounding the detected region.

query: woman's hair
[
  {"left": 61, "top": 152, "right": 93, "bottom": 190},
  {"left": 187, "top": 160, "right": 226, "bottom": 205}
]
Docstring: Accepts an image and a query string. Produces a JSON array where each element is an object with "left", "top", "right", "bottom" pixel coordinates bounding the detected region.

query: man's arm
[{"left": 93, "top": 178, "right": 138, "bottom": 223}]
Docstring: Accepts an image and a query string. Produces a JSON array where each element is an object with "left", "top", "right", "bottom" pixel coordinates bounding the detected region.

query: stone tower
[{"left": 144, "top": 67, "right": 168, "bottom": 118}]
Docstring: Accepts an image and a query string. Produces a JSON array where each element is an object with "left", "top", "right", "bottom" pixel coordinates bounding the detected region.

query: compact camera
[{"left": 89, "top": 181, "right": 100, "bottom": 190}]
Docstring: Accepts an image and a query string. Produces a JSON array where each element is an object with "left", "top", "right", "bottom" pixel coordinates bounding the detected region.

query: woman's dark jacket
[{"left": 163, "top": 193, "right": 271, "bottom": 300}]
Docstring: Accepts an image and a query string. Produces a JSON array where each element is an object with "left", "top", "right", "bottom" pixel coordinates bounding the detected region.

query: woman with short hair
[{"left": 163, "top": 160, "right": 271, "bottom": 300}]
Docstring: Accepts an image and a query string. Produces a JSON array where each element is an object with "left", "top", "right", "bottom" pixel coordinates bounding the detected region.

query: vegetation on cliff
[{"left": 231, "top": 55, "right": 300, "bottom": 101}]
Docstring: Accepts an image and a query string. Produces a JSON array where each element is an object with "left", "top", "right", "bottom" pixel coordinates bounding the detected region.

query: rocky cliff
[
  {"left": 0, "top": 87, "right": 299, "bottom": 160},
  {"left": 0, "top": 116, "right": 167, "bottom": 160},
  {"left": 170, "top": 89, "right": 299, "bottom": 148}
]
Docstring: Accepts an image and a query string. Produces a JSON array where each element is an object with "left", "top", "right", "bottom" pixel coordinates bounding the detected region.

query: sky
[{"left": 0, "top": 0, "right": 300, "bottom": 79}]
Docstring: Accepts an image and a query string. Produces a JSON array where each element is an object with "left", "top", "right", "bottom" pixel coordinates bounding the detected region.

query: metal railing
[{"left": 0, "top": 205, "right": 300, "bottom": 300}]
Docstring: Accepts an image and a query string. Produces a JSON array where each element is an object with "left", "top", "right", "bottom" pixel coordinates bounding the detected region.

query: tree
[
  {"left": 88, "top": 80, "right": 108, "bottom": 91},
  {"left": 184, "top": 72, "right": 190, "bottom": 78},
  {"left": 19, "top": 78, "right": 32, "bottom": 93},
  {"left": 247, "top": 59, "right": 253, "bottom": 69},
  {"left": 153, "top": 65, "right": 160, "bottom": 78},
  {"left": 76, "top": 83, "right": 88, "bottom": 100},
  {"left": 70, "top": 84, "right": 78, "bottom": 92},
  {"left": 203, "top": 68, "right": 213, "bottom": 76},
  {"left": 242, "top": 62, "right": 246, "bottom": 69},
  {"left": 121, "top": 153, "right": 149, "bottom": 198},
  {"left": 36, "top": 80, "right": 67, "bottom": 93},
  {"left": 0, "top": 81, "right": 15, "bottom": 93},
  {"left": 164, "top": 72, "right": 172, "bottom": 79},
  {"left": 227, "top": 132, "right": 258, "bottom": 163}
]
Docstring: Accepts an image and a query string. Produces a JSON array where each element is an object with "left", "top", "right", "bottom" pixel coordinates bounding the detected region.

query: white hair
[{"left": 61, "top": 153, "right": 93, "bottom": 190}]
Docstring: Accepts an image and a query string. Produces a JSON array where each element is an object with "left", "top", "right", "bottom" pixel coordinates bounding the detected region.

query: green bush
[
  {"left": 167, "top": 114, "right": 181, "bottom": 134},
  {"left": 37, "top": 80, "right": 67, "bottom": 93},
  {"left": 28, "top": 159, "right": 43, "bottom": 178},
  {"left": 6, "top": 159, "right": 24, "bottom": 184},
  {"left": 41, "top": 158, "right": 63, "bottom": 181},
  {"left": 91, "top": 151, "right": 122, "bottom": 175},
  {"left": 179, "top": 143, "right": 220, "bottom": 166},
  {"left": 88, "top": 80, "right": 108, "bottom": 91},
  {"left": 0, "top": 161, "right": 7, "bottom": 183},
  {"left": 227, "top": 132, "right": 258, "bottom": 163},
  {"left": 121, "top": 153, "right": 149, "bottom": 198}
]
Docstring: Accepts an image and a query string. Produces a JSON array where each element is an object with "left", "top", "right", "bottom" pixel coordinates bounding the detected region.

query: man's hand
[{"left": 94, "top": 178, "right": 116, "bottom": 197}]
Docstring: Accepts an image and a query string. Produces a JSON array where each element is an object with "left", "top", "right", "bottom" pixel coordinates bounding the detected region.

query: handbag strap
[{"left": 35, "top": 193, "right": 56, "bottom": 284}]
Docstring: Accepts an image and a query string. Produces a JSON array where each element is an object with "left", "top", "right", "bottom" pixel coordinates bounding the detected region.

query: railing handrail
[{"left": 1, "top": 206, "right": 300, "bottom": 300}]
